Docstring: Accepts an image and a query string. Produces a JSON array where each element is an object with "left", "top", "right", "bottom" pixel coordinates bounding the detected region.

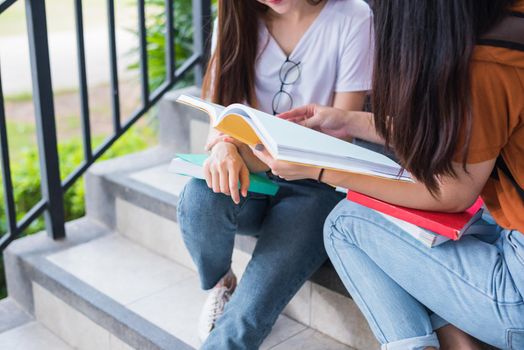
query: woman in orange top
[{"left": 253, "top": 0, "right": 524, "bottom": 349}]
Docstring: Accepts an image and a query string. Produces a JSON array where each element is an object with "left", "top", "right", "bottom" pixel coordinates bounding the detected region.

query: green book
[{"left": 168, "top": 154, "right": 279, "bottom": 196}]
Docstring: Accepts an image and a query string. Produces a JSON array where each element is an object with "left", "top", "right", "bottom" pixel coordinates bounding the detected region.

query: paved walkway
[{"left": 0, "top": 29, "right": 136, "bottom": 95}]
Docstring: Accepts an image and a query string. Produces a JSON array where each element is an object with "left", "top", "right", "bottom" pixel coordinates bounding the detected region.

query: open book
[{"left": 177, "top": 95, "right": 412, "bottom": 182}]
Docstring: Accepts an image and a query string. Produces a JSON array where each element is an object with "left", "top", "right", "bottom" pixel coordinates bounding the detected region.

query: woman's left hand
[{"left": 252, "top": 144, "right": 321, "bottom": 181}]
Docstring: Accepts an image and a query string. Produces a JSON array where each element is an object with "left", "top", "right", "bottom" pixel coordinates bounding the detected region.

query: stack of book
[{"left": 346, "top": 191, "right": 485, "bottom": 247}]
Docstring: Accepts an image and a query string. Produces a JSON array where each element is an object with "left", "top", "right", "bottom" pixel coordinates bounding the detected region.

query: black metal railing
[{"left": 0, "top": 0, "right": 212, "bottom": 250}]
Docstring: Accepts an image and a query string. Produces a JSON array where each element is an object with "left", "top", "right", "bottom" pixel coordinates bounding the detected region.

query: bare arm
[
  {"left": 332, "top": 91, "right": 367, "bottom": 111},
  {"left": 279, "top": 105, "right": 385, "bottom": 144},
  {"left": 344, "top": 111, "right": 385, "bottom": 145},
  {"left": 324, "top": 160, "right": 494, "bottom": 212},
  {"left": 253, "top": 143, "right": 494, "bottom": 212}
]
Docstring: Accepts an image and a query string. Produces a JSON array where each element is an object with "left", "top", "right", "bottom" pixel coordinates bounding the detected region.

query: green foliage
[
  {"left": 0, "top": 0, "right": 211, "bottom": 300},
  {"left": 128, "top": 0, "right": 196, "bottom": 90},
  {"left": 0, "top": 125, "right": 156, "bottom": 298},
  {"left": 0, "top": 125, "right": 156, "bottom": 236}
]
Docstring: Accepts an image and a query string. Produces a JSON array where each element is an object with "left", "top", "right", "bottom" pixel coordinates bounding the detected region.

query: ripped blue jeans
[{"left": 324, "top": 200, "right": 524, "bottom": 350}]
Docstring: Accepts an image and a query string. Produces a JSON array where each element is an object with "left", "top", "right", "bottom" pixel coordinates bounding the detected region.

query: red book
[{"left": 346, "top": 191, "right": 484, "bottom": 240}]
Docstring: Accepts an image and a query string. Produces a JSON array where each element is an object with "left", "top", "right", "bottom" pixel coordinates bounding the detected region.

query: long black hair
[{"left": 371, "top": 0, "right": 515, "bottom": 193}]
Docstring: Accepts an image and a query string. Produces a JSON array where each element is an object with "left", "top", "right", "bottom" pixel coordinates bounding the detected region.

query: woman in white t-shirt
[{"left": 176, "top": 0, "right": 373, "bottom": 348}]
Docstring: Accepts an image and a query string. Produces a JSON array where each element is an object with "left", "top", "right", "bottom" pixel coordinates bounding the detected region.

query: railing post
[
  {"left": 107, "top": 0, "right": 121, "bottom": 133},
  {"left": 25, "top": 0, "right": 66, "bottom": 239},
  {"left": 192, "top": 0, "right": 212, "bottom": 87},
  {"left": 0, "top": 65, "right": 17, "bottom": 240}
]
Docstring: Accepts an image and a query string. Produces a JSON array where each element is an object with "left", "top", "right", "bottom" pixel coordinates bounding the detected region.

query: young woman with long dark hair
[
  {"left": 254, "top": 0, "right": 524, "bottom": 348},
  {"left": 176, "top": 0, "right": 374, "bottom": 348}
]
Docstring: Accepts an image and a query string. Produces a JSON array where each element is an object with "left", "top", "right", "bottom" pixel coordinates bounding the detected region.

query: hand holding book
[
  {"left": 278, "top": 104, "right": 354, "bottom": 141},
  {"left": 279, "top": 104, "right": 385, "bottom": 146},
  {"left": 168, "top": 154, "right": 279, "bottom": 198},
  {"left": 204, "top": 142, "right": 250, "bottom": 204},
  {"left": 252, "top": 144, "right": 322, "bottom": 182},
  {"left": 176, "top": 95, "right": 410, "bottom": 182}
]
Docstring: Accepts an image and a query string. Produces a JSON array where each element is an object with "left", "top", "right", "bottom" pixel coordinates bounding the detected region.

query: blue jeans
[
  {"left": 324, "top": 200, "right": 524, "bottom": 350},
  {"left": 177, "top": 177, "right": 343, "bottom": 349}
]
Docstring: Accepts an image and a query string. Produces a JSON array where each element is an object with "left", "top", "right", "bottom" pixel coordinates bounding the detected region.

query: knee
[
  {"left": 178, "top": 179, "right": 206, "bottom": 219},
  {"left": 177, "top": 178, "right": 234, "bottom": 229},
  {"left": 177, "top": 179, "right": 220, "bottom": 225},
  {"left": 323, "top": 200, "right": 370, "bottom": 252},
  {"left": 323, "top": 202, "right": 345, "bottom": 255}
]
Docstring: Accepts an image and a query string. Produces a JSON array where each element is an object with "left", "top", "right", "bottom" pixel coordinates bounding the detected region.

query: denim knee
[
  {"left": 178, "top": 178, "right": 210, "bottom": 214},
  {"left": 177, "top": 178, "right": 235, "bottom": 229},
  {"left": 323, "top": 200, "right": 367, "bottom": 250}
]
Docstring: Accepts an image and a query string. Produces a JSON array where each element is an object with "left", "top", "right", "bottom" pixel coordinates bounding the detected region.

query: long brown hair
[
  {"left": 371, "top": 0, "right": 515, "bottom": 194},
  {"left": 202, "top": 0, "right": 325, "bottom": 107}
]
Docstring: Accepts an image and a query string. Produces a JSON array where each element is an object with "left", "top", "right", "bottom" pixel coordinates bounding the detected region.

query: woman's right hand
[
  {"left": 203, "top": 142, "right": 250, "bottom": 204},
  {"left": 278, "top": 104, "right": 353, "bottom": 140}
]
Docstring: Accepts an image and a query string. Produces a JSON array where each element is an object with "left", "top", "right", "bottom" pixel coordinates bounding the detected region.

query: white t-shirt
[
  {"left": 212, "top": 0, "right": 374, "bottom": 114},
  {"left": 255, "top": 0, "right": 374, "bottom": 114}
]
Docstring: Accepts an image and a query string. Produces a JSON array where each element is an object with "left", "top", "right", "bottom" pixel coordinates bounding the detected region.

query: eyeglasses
[{"left": 272, "top": 57, "right": 301, "bottom": 115}]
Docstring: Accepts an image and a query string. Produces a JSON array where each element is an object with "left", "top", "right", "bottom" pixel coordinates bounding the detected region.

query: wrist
[
  {"left": 317, "top": 168, "right": 325, "bottom": 183},
  {"left": 210, "top": 141, "right": 238, "bottom": 155},
  {"left": 344, "top": 113, "right": 356, "bottom": 141},
  {"left": 206, "top": 134, "right": 240, "bottom": 152}
]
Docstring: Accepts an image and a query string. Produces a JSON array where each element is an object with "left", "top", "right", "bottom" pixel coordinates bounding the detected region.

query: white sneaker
[{"left": 198, "top": 272, "right": 237, "bottom": 342}]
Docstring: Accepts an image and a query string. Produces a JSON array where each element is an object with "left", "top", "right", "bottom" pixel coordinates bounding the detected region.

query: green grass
[
  {"left": 6, "top": 121, "right": 37, "bottom": 158},
  {"left": 0, "top": 119, "right": 157, "bottom": 299},
  {"left": 65, "top": 115, "right": 81, "bottom": 130},
  {"left": 4, "top": 86, "right": 93, "bottom": 103},
  {"left": 3, "top": 91, "right": 33, "bottom": 103}
]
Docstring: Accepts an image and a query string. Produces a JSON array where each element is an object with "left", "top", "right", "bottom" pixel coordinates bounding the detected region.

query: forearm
[
  {"left": 321, "top": 169, "right": 477, "bottom": 213},
  {"left": 332, "top": 92, "right": 381, "bottom": 143},
  {"left": 346, "top": 112, "right": 385, "bottom": 145},
  {"left": 237, "top": 144, "right": 270, "bottom": 172}
]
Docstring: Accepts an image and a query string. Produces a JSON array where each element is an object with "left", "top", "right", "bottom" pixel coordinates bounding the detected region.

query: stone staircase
[{"left": 0, "top": 87, "right": 379, "bottom": 350}]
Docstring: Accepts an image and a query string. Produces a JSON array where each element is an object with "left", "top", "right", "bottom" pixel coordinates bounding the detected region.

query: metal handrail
[
  {"left": 0, "top": 0, "right": 17, "bottom": 14},
  {"left": 0, "top": 0, "right": 212, "bottom": 250}
]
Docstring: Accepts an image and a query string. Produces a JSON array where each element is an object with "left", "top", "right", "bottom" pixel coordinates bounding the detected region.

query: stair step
[
  {"left": 84, "top": 149, "right": 379, "bottom": 349},
  {"left": 48, "top": 234, "right": 354, "bottom": 349},
  {"left": 106, "top": 158, "right": 351, "bottom": 297},
  {"left": 17, "top": 226, "right": 352, "bottom": 350},
  {"left": 0, "top": 298, "right": 32, "bottom": 334},
  {"left": 5, "top": 219, "right": 191, "bottom": 350},
  {"left": 0, "top": 321, "right": 74, "bottom": 350}
]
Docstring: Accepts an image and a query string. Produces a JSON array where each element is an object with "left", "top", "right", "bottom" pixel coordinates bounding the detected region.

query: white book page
[
  {"left": 377, "top": 212, "right": 443, "bottom": 247},
  {"left": 176, "top": 95, "right": 225, "bottom": 124},
  {"left": 168, "top": 158, "right": 204, "bottom": 179},
  {"left": 235, "top": 104, "right": 406, "bottom": 177}
]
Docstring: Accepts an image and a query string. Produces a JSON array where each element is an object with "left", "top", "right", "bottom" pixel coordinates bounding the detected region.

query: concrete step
[
  {"left": 5, "top": 218, "right": 186, "bottom": 350},
  {"left": 0, "top": 298, "right": 32, "bottom": 334},
  {"left": 84, "top": 149, "right": 379, "bottom": 350},
  {"left": 4, "top": 219, "right": 355, "bottom": 350},
  {"left": 0, "top": 321, "right": 74, "bottom": 350}
]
